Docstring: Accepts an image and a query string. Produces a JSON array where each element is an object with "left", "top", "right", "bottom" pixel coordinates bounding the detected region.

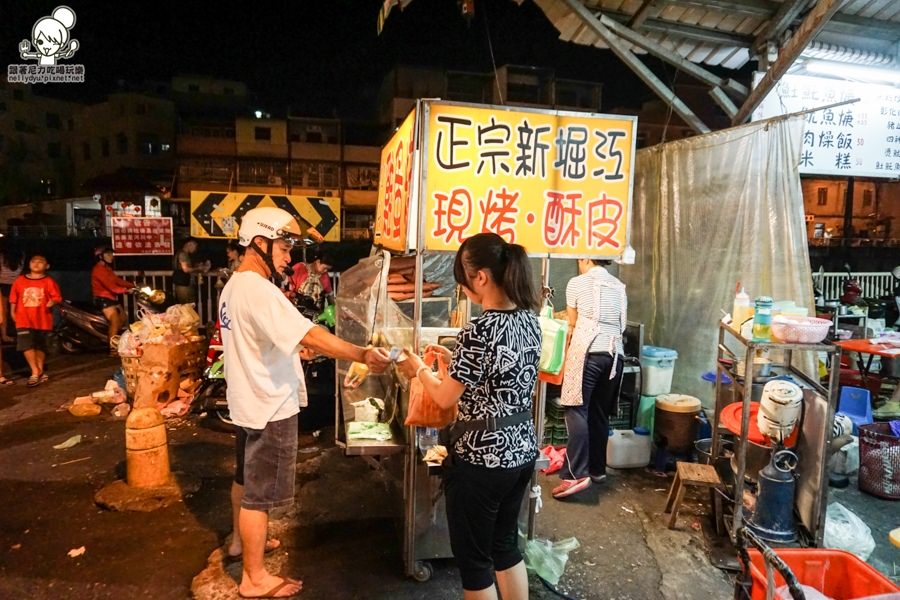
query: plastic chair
[{"left": 837, "top": 386, "right": 873, "bottom": 436}]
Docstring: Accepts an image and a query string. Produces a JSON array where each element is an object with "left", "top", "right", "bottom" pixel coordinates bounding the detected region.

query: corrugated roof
[{"left": 530, "top": 0, "right": 900, "bottom": 70}]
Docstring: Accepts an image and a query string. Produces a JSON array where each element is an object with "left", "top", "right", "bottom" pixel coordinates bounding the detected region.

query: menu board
[
  {"left": 421, "top": 102, "right": 636, "bottom": 256},
  {"left": 373, "top": 109, "right": 417, "bottom": 252},
  {"left": 754, "top": 74, "right": 900, "bottom": 178},
  {"left": 111, "top": 217, "right": 174, "bottom": 255}
]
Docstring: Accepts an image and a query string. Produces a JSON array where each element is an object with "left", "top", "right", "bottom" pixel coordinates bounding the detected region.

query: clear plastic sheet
[{"left": 621, "top": 117, "right": 813, "bottom": 404}]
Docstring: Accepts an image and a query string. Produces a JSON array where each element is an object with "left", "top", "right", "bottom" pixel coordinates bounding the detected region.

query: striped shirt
[{"left": 566, "top": 266, "right": 627, "bottom": 354}]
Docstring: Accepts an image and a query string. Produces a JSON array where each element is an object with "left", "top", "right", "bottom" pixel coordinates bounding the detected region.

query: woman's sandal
[
  {"left": 27, "top": 376, "right": 39, "bottom": 387},
  {"left": 0, "top": 376, "right": 14, "bottom": 386}
]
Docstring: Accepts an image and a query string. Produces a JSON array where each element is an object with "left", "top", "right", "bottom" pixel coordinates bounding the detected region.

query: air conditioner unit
[{"left": 268, "top": 175, "right": 283, "bottom": 185}]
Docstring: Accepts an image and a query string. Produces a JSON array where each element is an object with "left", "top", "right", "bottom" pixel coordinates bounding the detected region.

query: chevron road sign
[{"left": 190, "top": 192, "right": 341, "bottom": 241}]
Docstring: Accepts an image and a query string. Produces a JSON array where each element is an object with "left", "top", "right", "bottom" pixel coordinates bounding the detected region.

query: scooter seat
[{"left": 64, "top": 300, "right": 105, "bottom": 316}]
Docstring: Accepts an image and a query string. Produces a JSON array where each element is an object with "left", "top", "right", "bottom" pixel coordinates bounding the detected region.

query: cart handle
[{"left": 738, "top": 528, "right": 806, "bottom": 600}]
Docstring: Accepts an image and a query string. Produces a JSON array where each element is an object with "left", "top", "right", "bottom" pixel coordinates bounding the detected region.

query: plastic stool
[
  {"left": 838, "top": 386, "right": 873, "bottom": 435},
  {"left": 664, "top": 461, "right": 723, "bottom": 532}
]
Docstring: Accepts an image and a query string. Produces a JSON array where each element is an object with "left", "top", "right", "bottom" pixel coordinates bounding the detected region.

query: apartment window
[
  {"left": 116, "top": 133, "right": 128, "bottom": 155},
  {"left": 862, "top": 189, "right": 873, "bottom": 208},
  {"left": 101, "top": 138, "right": 110, "bottom": 157},
  {"left": 817, "top": 187, "right": 827, "bottom": 206},
  {"left": 306, "top": 131, "right": 322, "bottom": 143},
  {"left": 238, "top": 159, "right": 286, "bottom": 185},
  {"left": 12, "top": 89, "right": 24, "bottom": 100},
  {"left": 47, "top": 142, "right": 61, "bottom": 159},
  {"left": 322, "top": 164, "right": 339, "bottom": 188},
  {"left": 82, "top": 142, "right": 91, "bottom": 160},
  {"left": 254, "top": 127, "right": 272, "bottom": 141},
  {"left": 179, "top": 158, "right": 234, "bottom": 183},
  {"left": 46, "top": 112, "right": 62, "bottom": 129}
]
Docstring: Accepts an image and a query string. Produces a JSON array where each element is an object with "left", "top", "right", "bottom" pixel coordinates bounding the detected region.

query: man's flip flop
[
  {"left": 238, "top": 576, "right": 301, "bottom": 599},
  {"left": 0, "top": 377, "right": 13, "bottom": 385},
  {"left": 27, "top": 376, "right": 39, "bottom": 387},
  {"left": 39, "top": 373, "right": 49, "bottom": 383},
  {"left": 223, "top": 538, "right": 281, "bottom": 564}
]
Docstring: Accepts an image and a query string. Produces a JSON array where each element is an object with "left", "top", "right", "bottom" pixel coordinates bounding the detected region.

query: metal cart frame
[{"left": 712, "top": 323, "right": 841, "bottom": 546}]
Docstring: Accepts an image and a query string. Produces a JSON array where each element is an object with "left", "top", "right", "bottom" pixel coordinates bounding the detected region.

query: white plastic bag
[
  {"left": 522, "top": 535, "right": 580, "bottom": 586},
  {"left": 823, "top": 502, "right": 875, "bottom": 560}
]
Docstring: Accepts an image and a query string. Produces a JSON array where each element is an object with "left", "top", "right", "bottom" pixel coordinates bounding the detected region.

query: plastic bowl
[{"left": 771, "top": 316, "right": 831, "bottom": 344}]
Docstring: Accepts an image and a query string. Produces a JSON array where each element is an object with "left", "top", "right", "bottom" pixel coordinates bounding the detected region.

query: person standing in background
[
  {"left": 0, "top": 242, "right": 24, "bottom": 343},
  {"left": 287, "top": 246, "right": 333, "bottom": 305},
  {"left": 9, "top": 254, "right": 62, "bottom": 387},
  {"left": 0, "top": 288, "right": 13, "bottom": 385},
  {"left": 172, "top": 237, "right": 210, "bottom": 305},
  {"left": 553, "top": 258, "right": 627, "bottom": 500}
]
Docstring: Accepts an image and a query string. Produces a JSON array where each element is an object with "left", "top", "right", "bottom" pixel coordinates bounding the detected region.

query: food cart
[{"left": 334, "top": 99, "right": 637, "bottom": 581}]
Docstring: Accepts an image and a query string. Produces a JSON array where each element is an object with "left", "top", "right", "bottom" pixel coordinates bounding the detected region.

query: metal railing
[
  {"left": 820, "top": 272, "right": 893, "bottom": 300},
  {"left": 118, "top": 270, "right": 341, "bottom": 326}
]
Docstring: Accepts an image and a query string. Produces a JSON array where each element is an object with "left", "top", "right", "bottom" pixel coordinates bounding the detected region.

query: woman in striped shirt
[{"left": 553, "top": 258, "right": 627, "bottom": 499}]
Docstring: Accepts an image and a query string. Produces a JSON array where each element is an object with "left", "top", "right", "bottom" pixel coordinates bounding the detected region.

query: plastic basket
[
  {"left": 121, "top": 356, "right": 140, "bottom": 396},
  {"left": 858, "top": 422, "right": 900, "bottom": 500},
  {"left": 747, "top": 548, "right": 899, "bottom": 599}
]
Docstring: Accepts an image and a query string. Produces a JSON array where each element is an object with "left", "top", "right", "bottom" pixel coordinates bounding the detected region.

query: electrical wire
[{"left": 481, "top": 0, "right": 504, "bottom": 105}]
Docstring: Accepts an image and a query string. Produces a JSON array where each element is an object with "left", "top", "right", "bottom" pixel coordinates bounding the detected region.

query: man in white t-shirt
[{"left": 219, "top": 207, "right": 391, "bottom": 599}]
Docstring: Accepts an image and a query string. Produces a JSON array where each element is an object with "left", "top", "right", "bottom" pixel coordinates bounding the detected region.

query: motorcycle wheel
[
  {"left": 214, "top": 408, "right": 234, "bottom": 426},
  {"left": 196, "top": 379, "right": 234, "bottom": 428},
  {"left": 59, "top": 336, "right": 80, "bottom": 354}
]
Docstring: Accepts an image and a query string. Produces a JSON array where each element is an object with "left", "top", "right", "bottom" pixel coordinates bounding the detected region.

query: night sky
[{"left": 3, "top": 0, "right": 658, "bottom": 117}]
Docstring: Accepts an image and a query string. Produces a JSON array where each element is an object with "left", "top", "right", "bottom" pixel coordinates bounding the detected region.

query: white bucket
[{"left": 757, "top": 380, "right": 802, "bottom": 442}]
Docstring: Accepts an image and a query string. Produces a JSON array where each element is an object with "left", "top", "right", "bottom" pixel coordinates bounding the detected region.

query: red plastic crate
[{"left": 747, "top": 548, "right": 899, "bottom": 599}]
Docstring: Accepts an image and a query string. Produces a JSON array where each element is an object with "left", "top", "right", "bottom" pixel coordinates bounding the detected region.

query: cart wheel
[{"left": 411, "top": 560, "right": 433, "bottom": 582}]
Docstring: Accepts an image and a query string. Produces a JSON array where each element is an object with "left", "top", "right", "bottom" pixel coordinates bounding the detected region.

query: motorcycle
[{"left": 56, "top": 285, "right": 172, "bottom": 354}]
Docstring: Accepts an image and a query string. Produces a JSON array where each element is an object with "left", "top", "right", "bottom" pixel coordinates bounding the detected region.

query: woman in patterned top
[{"left": 400, "top": 232, "right": 541, "bottom": 600}]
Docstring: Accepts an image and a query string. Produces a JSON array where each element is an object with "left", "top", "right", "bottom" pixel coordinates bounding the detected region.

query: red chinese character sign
[
  {"left": 374, "top": 108, "right": 417, "bottom": 252},
  {"left": 111, "top": 217, "right": 174, "bottom": 255},
  {"left": 422, "top": 101, "right": 636, "bottom": 256}
]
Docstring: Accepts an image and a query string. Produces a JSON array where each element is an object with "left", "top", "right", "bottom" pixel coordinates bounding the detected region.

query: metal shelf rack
[{"left": 711, "top": 323, "right": 841, "bottom": 546}]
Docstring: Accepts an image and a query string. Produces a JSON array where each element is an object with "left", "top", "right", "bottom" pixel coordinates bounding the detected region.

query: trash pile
[
  {"left": 110, "top": 304, "right": 206, "bottom": 418},
  {"left": 67, "top": 379, "right": 130, "bottom": 418}
]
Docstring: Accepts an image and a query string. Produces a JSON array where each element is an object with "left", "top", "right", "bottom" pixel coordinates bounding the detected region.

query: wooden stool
[{"left": 664, "top": 461, "right": 724, "bottom": 531}]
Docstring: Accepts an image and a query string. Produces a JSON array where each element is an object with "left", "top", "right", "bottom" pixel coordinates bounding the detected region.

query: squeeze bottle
[{"left": 732, "top": 284, "right": 752, "bottom": 327}]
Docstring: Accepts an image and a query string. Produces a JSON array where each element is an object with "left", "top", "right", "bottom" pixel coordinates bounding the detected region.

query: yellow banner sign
[
  {"left": 374, "top": 108, "right": 417, "bottom": 251},
  {"left": 190, "top": 192, "right": 341, "bottom": 242},
  {"left": 422, "top": 102, "right": 636, "bottom": 256}
]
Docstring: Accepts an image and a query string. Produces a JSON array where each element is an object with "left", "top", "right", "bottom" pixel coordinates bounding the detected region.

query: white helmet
[{"left": 237, "top": 207, "right": 303, "bottom": 247}]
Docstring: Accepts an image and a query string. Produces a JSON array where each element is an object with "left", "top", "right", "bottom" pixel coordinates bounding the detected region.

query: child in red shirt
[{"left": 9, "top": 254, "right": 62, "bottom": 387}]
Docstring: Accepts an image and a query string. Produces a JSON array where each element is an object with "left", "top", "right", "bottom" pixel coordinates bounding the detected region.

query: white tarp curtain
[{"left": 622, "top": 116, "right": 812, "bottom": 406}]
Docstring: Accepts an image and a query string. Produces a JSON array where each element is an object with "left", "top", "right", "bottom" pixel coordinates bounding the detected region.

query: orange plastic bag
[
  {"left": 404, "top": 349, "right": 458, "bottom": 428},
  {"left": 538, "top": 347, "right": 567, "bottom": 385}
]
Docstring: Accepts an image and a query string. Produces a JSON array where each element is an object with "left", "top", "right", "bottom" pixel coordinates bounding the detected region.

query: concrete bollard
[{"left": 125, "top": 407, "right": 171, "bottom": 488}]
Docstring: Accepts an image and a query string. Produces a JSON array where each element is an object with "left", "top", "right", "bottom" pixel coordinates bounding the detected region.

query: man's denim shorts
[{"left": 235, "top": 414, "right": 298, "bottom": 511}]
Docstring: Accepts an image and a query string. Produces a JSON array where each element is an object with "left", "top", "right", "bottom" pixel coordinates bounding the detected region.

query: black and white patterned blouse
[{"left": 448, "top": 308, "right": 541, "bottom": 469}]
